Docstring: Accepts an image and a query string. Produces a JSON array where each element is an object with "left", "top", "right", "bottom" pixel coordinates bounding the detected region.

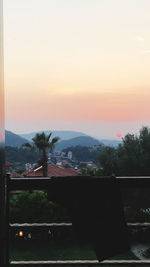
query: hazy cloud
[
  {"left": 143, "top": 50, "right": 150, "bottom": 54},
  {"left": 135, "top": 35, "right": 145, "bottom": 42}
]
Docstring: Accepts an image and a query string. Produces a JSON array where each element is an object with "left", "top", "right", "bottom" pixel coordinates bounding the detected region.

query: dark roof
[{"left": 10, "top": 172, "right": 22, "bottom": 178}]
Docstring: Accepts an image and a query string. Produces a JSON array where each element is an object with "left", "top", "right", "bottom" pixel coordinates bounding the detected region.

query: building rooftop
[{"left": 23, "top": 163, "right": 80, "bottom": 177}]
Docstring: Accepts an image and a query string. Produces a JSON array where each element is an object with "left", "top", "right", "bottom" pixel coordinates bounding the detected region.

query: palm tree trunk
[{"left": 42, "top": 149, "right": 48, "bottom": 177}]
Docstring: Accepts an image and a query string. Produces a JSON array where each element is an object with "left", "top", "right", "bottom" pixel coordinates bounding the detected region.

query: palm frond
[
  {"left": 29, "top": 131, "right": 60, "bottom": 154},
  {"left": 47, "top": 133, "right": 52, "bottom": 142},
  {"left": 52, "top": 137, "right": 60, "bottom": 144},
  {"left": 49, "top": 136, "right": 60, "bottom": 152}
]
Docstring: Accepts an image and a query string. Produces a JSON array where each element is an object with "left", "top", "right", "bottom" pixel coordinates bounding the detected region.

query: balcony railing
[{"left": 5, "top": 175, "right": 150, "bottom": 266}]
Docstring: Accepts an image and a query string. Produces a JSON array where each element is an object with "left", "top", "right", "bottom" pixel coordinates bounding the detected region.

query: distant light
[
  {"left": 19, "top": 231, "right": 23, "bottom": 237},
  {"left": 116, "top": 133, "right": 122, "bottom": 138}
]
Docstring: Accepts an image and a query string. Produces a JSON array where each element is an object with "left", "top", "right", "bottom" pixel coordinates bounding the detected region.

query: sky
[{"left": 3, "top": 0, "right": 150, "bottom": 139}]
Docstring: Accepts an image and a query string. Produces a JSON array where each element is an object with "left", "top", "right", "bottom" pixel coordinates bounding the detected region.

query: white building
[
  {"left": 67, "top": 151, "right": 73, "bottom": 160},
  {"left": 25, "top": 163, "right": 32, "bottom": 171}
]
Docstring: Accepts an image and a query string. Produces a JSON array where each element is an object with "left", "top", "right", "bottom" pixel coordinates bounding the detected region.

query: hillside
[
  {"left": 63, "top": 145, "right": 103, "bottom": 163},
  {"left": 100, "top": 139, "right": 122, "bottom": 147},
  {"left": 20, "top": 130, "right": 86, "bottom": 141},
  {"left": 6, "top": 146, "right": 40, "bottom": 165},
  {"left": 6, "top": 130, "right": 121, "bottom": 149},
  {"left": 5, "top": 130, "right": 28, "bottom": 148},
  {"left": 55, "top": 136, "right": 102, "bottom": 151}
]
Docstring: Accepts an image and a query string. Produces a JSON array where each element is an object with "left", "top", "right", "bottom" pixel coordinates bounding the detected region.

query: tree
[
  {"left": 98, "top": 126, "right": 150, "bottom": 176},
  {"left": 97, "top": 126, "right": 150, "bottom": 223},
  {"left": 117, "top": 126, "right": 150, "bottom": 176},
  {"left": 117, "top": 133, "right": 141, "bottom": 175},
  {"left": 98, "top": 146, "right": 117, "bottom": 176},
  {"left": 10, "top": 190, "right": 70, "bottom": 223},
  {"left": 139, "top": 126, "right": 150, "bottom": 174},
  {"left": 23, "top": 132, "right": 60, "bottom": 176}
]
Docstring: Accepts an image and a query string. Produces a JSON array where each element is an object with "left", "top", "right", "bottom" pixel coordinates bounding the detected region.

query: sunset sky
[{"left": 4, "top": 0, "right": 150, "bottom": 139}]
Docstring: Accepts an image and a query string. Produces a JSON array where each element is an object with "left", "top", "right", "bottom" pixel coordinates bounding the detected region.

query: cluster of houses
[
  {"left": 6, "top": 150, "right": 98, "bottom": 179},
  {"left": 6, "top": 161, "right": 79, "bottom": 178},
  {"left": 25, "top": 150, "right": 97, "bottom": 172},
  {"left": 6, "top": 161, "right": 97, "bottom": 180}
]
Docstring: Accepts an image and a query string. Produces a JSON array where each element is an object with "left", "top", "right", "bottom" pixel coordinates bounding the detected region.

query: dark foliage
[
  {"left": 10, "top": 191, "right": 70, "bottom": 223},
  {"left": 6, "top": 146, "right": 40, "bottom": 165},
  {"left": 63, "top": 145, "right": 103, "bottom": 163},
  {"left": 98, "top": 126, "right": 150, "bottom": 176}
]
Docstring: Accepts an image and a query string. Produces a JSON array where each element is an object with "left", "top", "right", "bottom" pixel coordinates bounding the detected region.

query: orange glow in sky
[{"left": 4, "top": 0, "right": 150, "bottom": 138}]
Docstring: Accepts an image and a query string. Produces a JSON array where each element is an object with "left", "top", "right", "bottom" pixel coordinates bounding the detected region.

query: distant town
[
  {"left": 6, "top": 144, "right": 102, "bottom": 178},
  {"left": 5, "top": 129, "right": 121, "bottom": 178}
]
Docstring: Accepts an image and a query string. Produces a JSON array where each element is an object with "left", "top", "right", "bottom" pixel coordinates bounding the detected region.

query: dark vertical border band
[{"left": 0, "top": 0, "right": 9, "bottom": 266}]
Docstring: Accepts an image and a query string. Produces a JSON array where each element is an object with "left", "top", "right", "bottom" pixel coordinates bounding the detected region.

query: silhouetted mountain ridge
[
  {"left": 100, "top": 139, "right": 122, "bottom": 147},
  {"left": 55, "top": 136, "right": 102, "bottom": 151},
  {"left": 20, "top": 130, "right": 86, "bottom": 141},
  {"left": 5, "top": 130, "right": 28, "bottom": 148},
  {"left": 6, "top": 130, "right": 122, "bottom": 149}
]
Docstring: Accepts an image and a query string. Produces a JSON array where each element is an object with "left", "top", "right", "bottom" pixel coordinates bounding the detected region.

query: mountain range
[
  {"left": 5, "top": 130, "right": 122, "bottom": 150},
  {"left": 5, "top": 130, "right": 28, "bottom": 148},
  {"left": 20, "top": 130, "right": 86, "bottom": 141},
  {"left": 55, "top": 136, "right": 102, "bottom": 151}
]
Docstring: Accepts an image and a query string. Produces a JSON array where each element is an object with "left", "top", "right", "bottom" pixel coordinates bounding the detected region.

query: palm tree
[{"left": 23, "top": 132, "right": 60, "bottom": 177}]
